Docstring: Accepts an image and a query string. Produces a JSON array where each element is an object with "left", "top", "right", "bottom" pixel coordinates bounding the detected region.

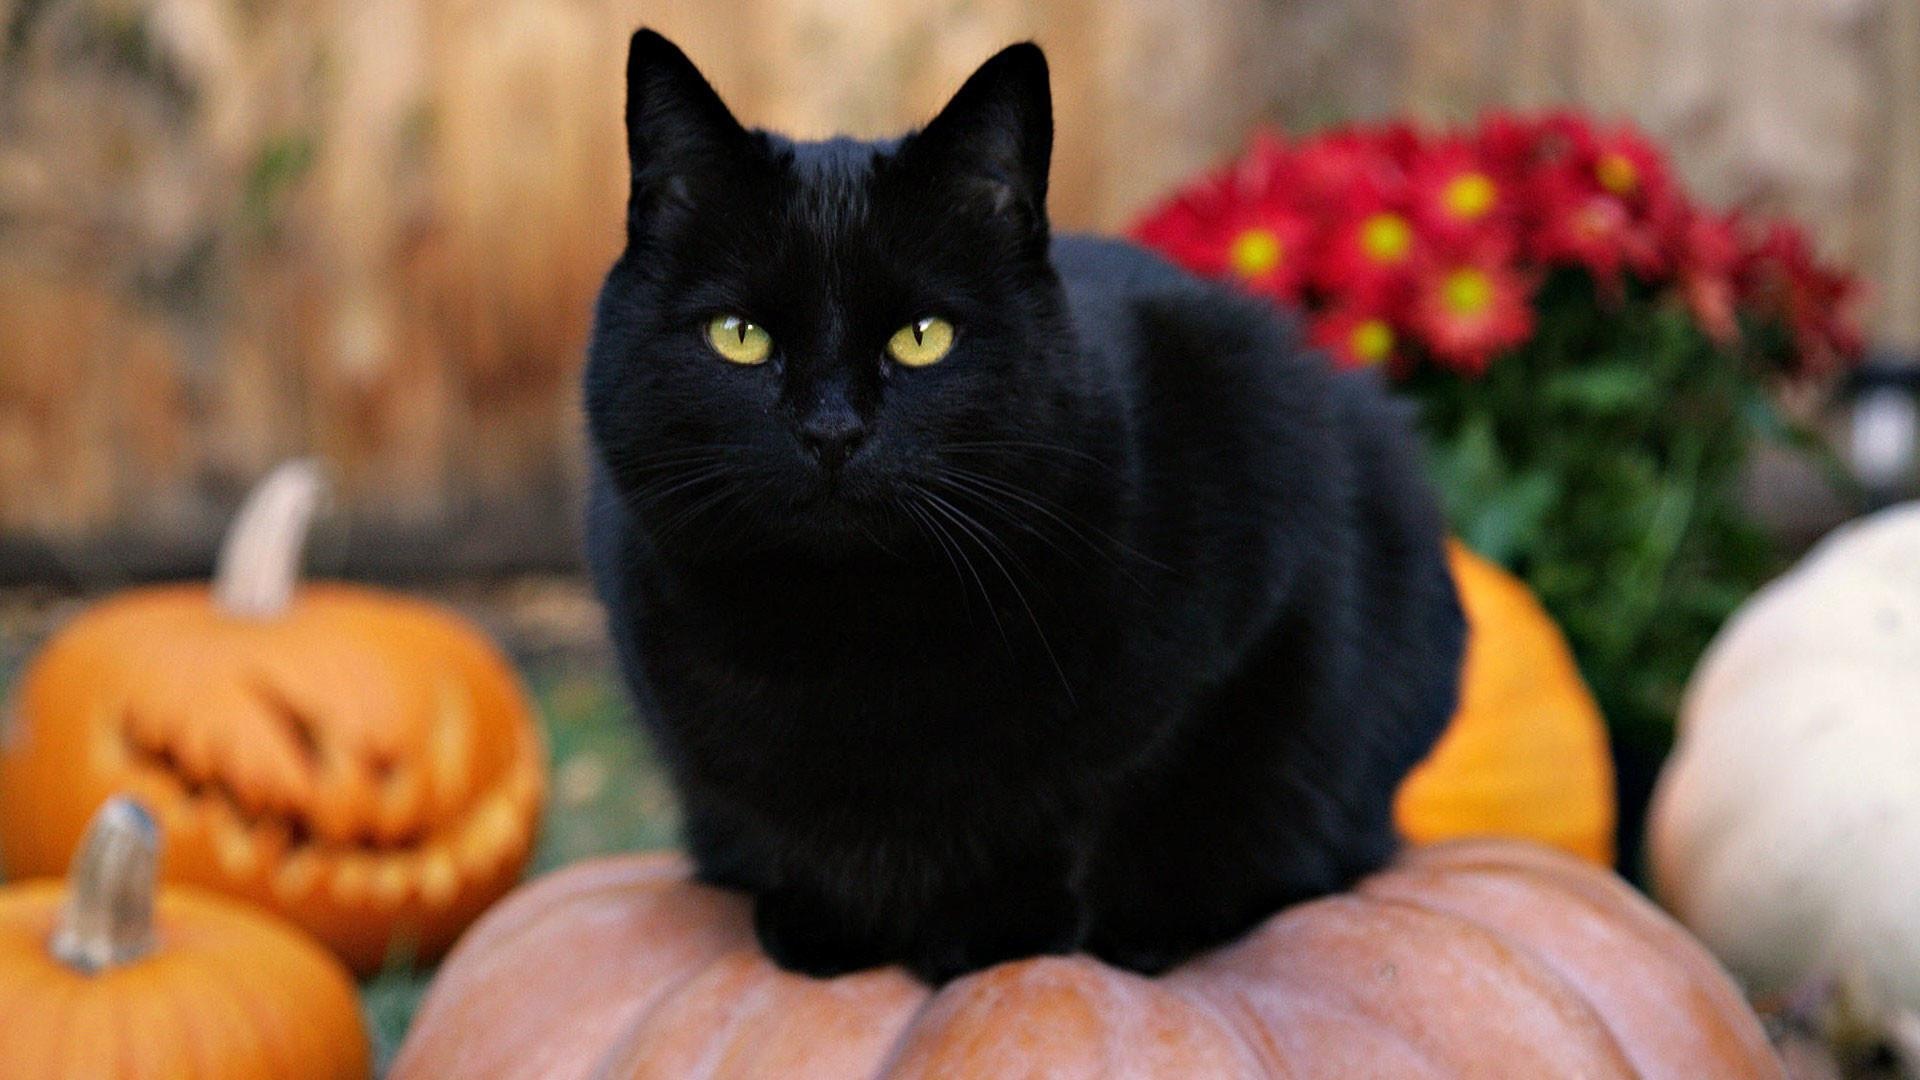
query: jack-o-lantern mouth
[
  {"left": 121, "top": 716, "right": 426, "bottom": 855},
  {"left": 113, "top": 674, "right": 536, "bottom": 912}
]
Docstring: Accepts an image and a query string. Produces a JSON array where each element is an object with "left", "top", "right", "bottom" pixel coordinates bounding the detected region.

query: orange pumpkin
[
  {"left": 392, "top": 839, "right": 1777, "bottom": 1079},
  {"left": 1395, "top": 541, "right": 1617, "bottom": 863},
  {"left": 0, "top": 796, "right": 369, "bottom": 1078},
  {"left": 0, "top": 463, "right": 546, "bottom": 975}
]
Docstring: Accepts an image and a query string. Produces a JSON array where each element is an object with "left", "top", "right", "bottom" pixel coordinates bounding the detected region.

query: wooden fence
[{"left": 1, "top": 0, "right": 1915, "bottom": 583}]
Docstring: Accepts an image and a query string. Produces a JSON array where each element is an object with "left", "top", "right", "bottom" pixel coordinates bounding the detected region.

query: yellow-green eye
[
  {"left": 706, "top": 315, "right": 772, "bottom": 365},
  {"left": 887, "top": 317, "right": 956, "bottom": 368}
]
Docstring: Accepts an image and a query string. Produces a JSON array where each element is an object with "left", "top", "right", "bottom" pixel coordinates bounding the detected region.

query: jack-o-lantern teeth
[
  {"left": 273, "top": 849, "right": 326, "bottom": 904},
  {"left": 418, "top": 849, "right": 460, "bottom": 909},
  {"left": 454, "top": 796, "right": 529, "bottom": 876},
  {"left": 371, "top": 858, "right": 417, "bottom": 913},
  {"left": 214, "top": 819, "right": 263, "bottom": 878},
  {"left": 373, "top": 766, "right": 428, "bottom": 846},
  {"left": 426, "top": 682, "right": 479, "bottom": 814},
  {"left": 329, "top": 854, "right": 375, "bottom": 908}
]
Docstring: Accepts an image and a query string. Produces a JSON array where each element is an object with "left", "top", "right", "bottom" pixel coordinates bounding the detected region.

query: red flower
[
  {"left": 1526, "top": 120, "right": 1688, "bottom": 284},
  {"left": 1127, "top": 111, "right": 1864, "bottom": 382},
  {"left": 1290, "top": 126, "right": 1410, "bottom": 217},
  {"left": 1474, "top": 111, "right": 1551, "bottom": 174},
  {"left": 1312, "top": 304, "right": 1401, "bottom": 370},
  {"left": 1583, "top": 125, "right": 1681, "bottom": 218},
  {"left": 1132, "top": 149, "right": 1317, "bottom": 303},
  {"left": 1410, "top": 256, "right": 1536, "bottom": 374},
  {"left": 1315, "top": 208, "right": 1415, "bottom": 300},
  {"left": 1408, "top": 138, "right": 1516, "bottom": 254},
  {"left": 1677, "top": 211, "right": 1745, "bottom": 345},
  {"left": 1739, "top": 223, "right": 1868, "bottom": 376},
  {"left": 1530, "top": 174, "right": 1667, "bottom": 286},
  {"left": 1483, "top": 110, "right": 1594, "bottom": 174},
  {"left": 1310, "top": 145, "right": 1423, "bottom": 308}
]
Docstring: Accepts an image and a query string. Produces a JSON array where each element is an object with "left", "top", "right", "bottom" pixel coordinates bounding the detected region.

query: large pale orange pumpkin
[
  {"left": 393, "top": 840, "right": 1778, "bottom": 1079},
  {"left": 0, "top": 463, "right": 546, "bottom": 975},
  {"left": 1395, "top": 541, "right": 1617, "bottom": 863},
  {"left": 0, "top": 796, "right": 369, "bottom": 1079}
]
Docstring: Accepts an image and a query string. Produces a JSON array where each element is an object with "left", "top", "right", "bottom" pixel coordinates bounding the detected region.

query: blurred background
[
  {"left": 1, "top": 0, "right": 1916, "bottom": 582},
  {"left": 3, "top": 2, "right": 1919, "bottom": 1068}
]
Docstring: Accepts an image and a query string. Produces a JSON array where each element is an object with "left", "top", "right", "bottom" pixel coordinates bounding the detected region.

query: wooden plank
[{"left": 1879, "top": 0, "right": 1920, "bottom": 351}]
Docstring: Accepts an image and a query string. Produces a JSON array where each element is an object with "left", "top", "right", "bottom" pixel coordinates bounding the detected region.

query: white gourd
[{"left": 1650, "top": 503, "right": 1920, "bottom": 1026}]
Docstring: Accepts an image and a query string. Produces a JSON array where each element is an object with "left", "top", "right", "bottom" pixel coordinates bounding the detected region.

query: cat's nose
[{"left": 799, "top": 412, "right": 867, "bottom": 470}]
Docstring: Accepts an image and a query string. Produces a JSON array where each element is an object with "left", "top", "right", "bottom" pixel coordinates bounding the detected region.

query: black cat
[{"left": 585, "top": 29, "right": 1466, "bottom": 983}]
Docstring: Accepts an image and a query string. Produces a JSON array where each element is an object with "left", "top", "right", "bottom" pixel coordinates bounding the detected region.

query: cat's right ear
[{"left": 624, "top": 29, "right": 749, "bottom": 222}]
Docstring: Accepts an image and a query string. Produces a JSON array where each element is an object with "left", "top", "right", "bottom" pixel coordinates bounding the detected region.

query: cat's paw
[
  {"left": 1084, "top": 909, "right": 1240, "bottom": 975},
  {"left": 1080, "top": 932, "right": 1200, "bottom": 975},
  {"left": 905, "top": 881, "right": 1084, "bottom": 985},
  {"left": 752, "top": 887, "right": 893, "bottom": 979}
]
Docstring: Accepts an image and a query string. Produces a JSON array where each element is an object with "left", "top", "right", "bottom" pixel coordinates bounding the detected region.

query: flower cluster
[{"left": 1131, "top": 113, "right": 1866, "bottom": 377}]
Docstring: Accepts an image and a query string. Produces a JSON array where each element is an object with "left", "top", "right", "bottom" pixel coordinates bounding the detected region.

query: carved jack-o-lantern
[{"left": 0, "top": 463, "right": 546, "bottom": 974}]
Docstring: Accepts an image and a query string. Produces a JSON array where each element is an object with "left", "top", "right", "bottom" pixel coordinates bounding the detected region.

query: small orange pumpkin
[
  {"left": 0, "top": 796, "right": 369, "bottom": 1078},
  {"left": 1395, "top": 541, "right": 1617, "bottom": 863},
  {"left": 0, "top": 463, "right": 546, "bottom": 975},
  {"left": 393, "top": 840, "right": 1778, "bottom": 1079}
]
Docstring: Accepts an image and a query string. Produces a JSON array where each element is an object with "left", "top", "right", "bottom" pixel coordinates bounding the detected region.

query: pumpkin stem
[
  {"left": 50, "top": 796, "right": 162, "bottom": 974},
  {"left": 213, "top": 459, "right": 326, "bottom": 619}
]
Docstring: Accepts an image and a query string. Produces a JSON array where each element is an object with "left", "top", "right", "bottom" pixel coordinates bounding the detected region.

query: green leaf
[{"left": 1541, "top": 366, "right": 1660, "bottom": 412}]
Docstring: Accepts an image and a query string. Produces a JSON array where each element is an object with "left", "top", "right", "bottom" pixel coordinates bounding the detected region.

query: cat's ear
[
  {"left": 907, "top": 43, "right": 1053, "bottom": 229},
  {"left": 624, "top": 29, "right": 749, "bottom": 219}
]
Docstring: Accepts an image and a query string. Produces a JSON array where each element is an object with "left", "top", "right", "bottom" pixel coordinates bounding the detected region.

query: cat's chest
[
  {"left": 642, "top": 600, "right": 1060, "bottom": 712},
  {"left": 630, "top": 572, "right": 1134, "bottom": 753}
]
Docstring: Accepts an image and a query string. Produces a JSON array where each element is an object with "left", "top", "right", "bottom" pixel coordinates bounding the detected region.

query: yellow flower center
[
  {"left": 1442, "top": 173, "right": 1497, "bottom": 220},
  {"left": 1229, "top": 229, "right": 1283, "bottom": 277},
  {"left": 1360, "top": 213, "right": 1414, "bottom": 264},
  {"left": 1596, "top": 152, "right": 1638, "bottom": 196},
  {"left": 1443, "top": 269, "right": 1494, "bottom": 316},
  {"left": 1349, "top": 319, "right": 1395, "bottom": 364}
]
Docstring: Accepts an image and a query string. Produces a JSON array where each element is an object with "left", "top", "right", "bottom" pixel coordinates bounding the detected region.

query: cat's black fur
[{"left": 585, "top": 29, "right": 1466, "bottom": 983}]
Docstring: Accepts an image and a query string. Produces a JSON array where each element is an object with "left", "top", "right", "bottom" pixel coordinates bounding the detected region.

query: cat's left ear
[{"left": 906, "top": 43, "right": 1053, "bottom": 228}]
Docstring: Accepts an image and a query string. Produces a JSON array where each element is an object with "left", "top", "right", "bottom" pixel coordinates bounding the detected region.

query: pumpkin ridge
[
  {"left": 436, "top": 856, "right": 689, "bottom": 961},
  {"left": 189, "top": 959, "right": 279, "bottom": 1075},
  {"left": 1164, "top": 975, "right": 1328, "bottom": 1078},
  {"left": 741, "top": 968, "right": 929, "bottom": 1076},
  {"left": 656, "top": 948, "right": 795, "bottom": 1077},
  {"left": 859, "top": 983, "right": 950, "bottom": 1078},
  {"left": 394, "top": 843, "right": 1783, "bottom": 1079},
  {"left": 1269, "top": 893, "right": 1639, "bottom": 1076},
  {"left": 15, "top": 971, "right": 80, "bottom": 1077},
  {"left": 155, "top": 960, "right": 222, "bottom": 1080},
  {"left": 1363, "top": 858, "right": 1777, "bottom": 1074},
  {"left": 216, "top": 951, "right": 302, "bottom": 1077},
  {"left": 1358, "top": 879, "right": 1645, "bottom": 1069},
  {"left": 393, "top": 867, "right": 752, "bottom": 1080},
  {"left": 1520, "top": 864, "right": 1775, "bottom": 1043}
]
